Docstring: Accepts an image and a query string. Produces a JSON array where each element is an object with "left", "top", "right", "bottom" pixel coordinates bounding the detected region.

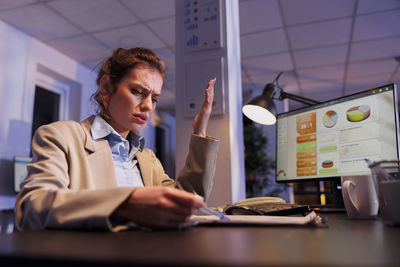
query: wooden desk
[{"left": 0, "top": 213, "right": 399, "bottom": 267}]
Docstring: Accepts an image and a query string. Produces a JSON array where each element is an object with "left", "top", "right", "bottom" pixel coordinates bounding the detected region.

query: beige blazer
[{"left": 14, "top": 116, "right": 219, "bottom": 231}]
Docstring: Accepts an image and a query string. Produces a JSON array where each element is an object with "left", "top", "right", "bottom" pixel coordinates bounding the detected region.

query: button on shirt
[{"left": 91, "top": 115, "right": 145, "bottom": 188}]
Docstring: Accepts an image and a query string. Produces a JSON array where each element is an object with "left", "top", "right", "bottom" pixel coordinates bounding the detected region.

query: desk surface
[{"left": 0, "top": 213, "right": 399, "bottom": 267}]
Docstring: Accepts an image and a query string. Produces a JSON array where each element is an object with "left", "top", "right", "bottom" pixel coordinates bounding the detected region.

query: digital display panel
[{"left": 276, "top": 84, "right": 399, "bottom": 182}]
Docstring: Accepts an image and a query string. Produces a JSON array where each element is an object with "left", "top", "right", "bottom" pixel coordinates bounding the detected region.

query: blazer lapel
[
  {"left": 136, "top": 150, "right": 153, "bottom": 186},
  {"left": 81, "top": 116, "right": 96, "bottom": 153},
  {"left": 80, "top": 116, "right": 117, "bottom": 188}
]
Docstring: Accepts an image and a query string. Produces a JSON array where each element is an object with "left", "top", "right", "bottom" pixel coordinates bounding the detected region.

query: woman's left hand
[{"left": 193, "top": 78, "right": 216, "bottom": 137}]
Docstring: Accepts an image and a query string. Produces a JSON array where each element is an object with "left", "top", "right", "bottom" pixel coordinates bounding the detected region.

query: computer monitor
[
  {"left": 275, "top": 84, "right": 399, "bottom": 205},
  {"left": 13, "top": 156, "right": 32, "bottom": 193}
]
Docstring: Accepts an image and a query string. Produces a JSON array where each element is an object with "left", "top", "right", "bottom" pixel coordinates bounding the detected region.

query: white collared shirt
[{"left": 91, "top": 115, "right": 145, "bottom": 188}]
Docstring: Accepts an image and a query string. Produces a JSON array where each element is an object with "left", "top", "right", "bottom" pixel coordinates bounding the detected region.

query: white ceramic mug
[{"left": 341, "top": 175, "right": 379, "bottom": 219}]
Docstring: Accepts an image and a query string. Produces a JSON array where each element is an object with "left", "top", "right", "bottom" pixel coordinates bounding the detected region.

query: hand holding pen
[
  {"left": 176, "top": 180, "right": 229, "bottom": 221},
  {"left": 111, "top": 186, "right": 205, "bottom": 229}
]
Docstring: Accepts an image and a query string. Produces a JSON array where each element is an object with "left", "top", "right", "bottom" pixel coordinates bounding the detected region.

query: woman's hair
[{"left": 91, "top": 47, "right": 165, "bottom": 115}]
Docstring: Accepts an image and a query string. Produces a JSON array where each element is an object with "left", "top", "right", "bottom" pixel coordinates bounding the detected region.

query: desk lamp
[{"left": 242, "top": 72, "right": 320, "bottom": 125}]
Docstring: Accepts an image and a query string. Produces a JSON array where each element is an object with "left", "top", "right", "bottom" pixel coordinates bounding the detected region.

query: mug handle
[{"left": 342, "top": 180, "right": 359, "bottom": 214}]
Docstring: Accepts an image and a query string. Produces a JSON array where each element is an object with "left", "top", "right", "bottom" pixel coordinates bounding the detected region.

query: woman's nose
[{"left": 141, "top": 95, "right": 153, "bottom": 111}]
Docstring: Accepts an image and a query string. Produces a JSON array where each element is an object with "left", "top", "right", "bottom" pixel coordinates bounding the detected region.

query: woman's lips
[{"left": 132, "top": 114, "right": 147, "bottom": 124}]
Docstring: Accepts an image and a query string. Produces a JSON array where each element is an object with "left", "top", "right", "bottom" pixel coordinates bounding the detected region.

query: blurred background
[
  {"left": 0, "top": 1, "right": 399, "bottom": 231},
  {"left": 1, "top": 0, "right": 398, "bottom": 113}
]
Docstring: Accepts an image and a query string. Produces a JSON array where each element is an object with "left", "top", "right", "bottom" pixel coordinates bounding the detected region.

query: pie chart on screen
[
  {"left": 322, "top": 110, "right": 338, "bottom": 128},
  {"left": 347, "top": 105, "right": 370, "bottom": 122}
]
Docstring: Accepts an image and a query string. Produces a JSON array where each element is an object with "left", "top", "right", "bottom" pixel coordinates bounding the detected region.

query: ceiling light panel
[
  {"left": 297, "top": 64, "right": 345, "bottom": 84},
  {"left": 347, "top": 59, "right": 398, "bottom": 78},
  {"left": 0, "top": 4, "right": 81, "bottom": 41},
  {"left": 47, "top": 0, "right": 139, "bottom": 32},
  {"left": 353, "top": 10, "right": 400, "bottom": 41},
  {"left": 294, "top": 45, "right": 347, "bottom": 68},
  {"left": 147, "top": 17, "right": 175, "bottom": 47},
  {"left": 357, "top": 0, "right": 400, "bottom": 15},
  {"left": 287, "top": 18, "right": 351, "bottom": 50},
  {"left": 47, "top": 35, "right": 111, "bottom": 61},
  {"left": 242, "top": 52, "right": 294, "bottom": 73},
  {"left": 93, "top": 24, "right": 165, "bottom": 50},
  {"left": 280, "top": 0, "right": 355, "bottom": 25},
  {"left": 0, "top": 0, "right": 37, "bottom": 11},
  {"left": 120, "top": 0, "right": 175, "bottom": 20},
  {"left": 239, "top": 0, "right": 282, "bottom": 34},
  {"left": 241, "top": 29, "right": 288, "bottom": 58},
  {"left": 350, "top": 36, "right": 400, "bottom": 62}
]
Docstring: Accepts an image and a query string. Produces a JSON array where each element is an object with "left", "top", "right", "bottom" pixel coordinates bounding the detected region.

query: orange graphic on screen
[
  {"left": 296, "top": 112, "right": 316, "bottom": 135},
  {"left": 297, "top": 159, "right": 317, "bottom": 168},
  {"left": 296, "top": 133, "right": 316, "bottom": 143},
  {"left": 296, "top": 112, "right": 317, "bottom": 177},
  {"left": 296, "top": 167, "right": 317, "bottom": 176},
  {"left": 297, "top": 151, "right": 317, "bottom": 159}
]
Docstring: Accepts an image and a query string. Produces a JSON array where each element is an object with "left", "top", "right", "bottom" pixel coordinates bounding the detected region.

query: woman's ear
[{"left": 99, "top": 75, "right": 111, "bottom": 109}]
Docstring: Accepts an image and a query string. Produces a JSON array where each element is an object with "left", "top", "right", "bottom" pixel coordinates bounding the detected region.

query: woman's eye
[
  {"left": 130, "top": 88, "right": 141, "bottom": 95},
  {"left": 152, "top": 98, "right": 158, "bottom": 103}
]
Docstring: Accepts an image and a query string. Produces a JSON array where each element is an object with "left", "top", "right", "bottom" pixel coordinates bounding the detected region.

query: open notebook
[{"left": 190, "top": 211, "right": 326, "bottom": 226}]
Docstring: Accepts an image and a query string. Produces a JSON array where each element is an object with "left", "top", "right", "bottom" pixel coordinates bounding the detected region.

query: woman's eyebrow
[{"left": 131, "top": 83, "right": 161, "bottom": 97}]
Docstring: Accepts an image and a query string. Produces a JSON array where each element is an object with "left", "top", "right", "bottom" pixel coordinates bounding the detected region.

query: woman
[{"left": 14, "top": 47, "right": 219, "bottom": 231}]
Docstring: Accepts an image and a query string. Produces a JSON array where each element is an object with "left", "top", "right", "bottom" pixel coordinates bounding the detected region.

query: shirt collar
[
  {"left": 91, "top": 115, "right": 145, "bottom": 151},
  {"left": 127, "top": 131, "right": 145, "bottom": 152}
]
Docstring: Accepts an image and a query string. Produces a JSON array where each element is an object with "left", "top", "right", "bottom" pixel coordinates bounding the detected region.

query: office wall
[
  {"left": 0, "top": 21, "right": 96, "bottom": 209},
  {"left": 0, "top": 20, "right": 158, "bottom": 210}
]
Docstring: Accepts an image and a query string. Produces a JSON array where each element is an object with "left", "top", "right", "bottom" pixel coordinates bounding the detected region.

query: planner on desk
[{"left": 191, "top": 211, "right": 324, "bottom": 226}]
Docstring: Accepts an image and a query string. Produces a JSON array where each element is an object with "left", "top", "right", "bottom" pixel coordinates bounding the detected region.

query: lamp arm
[{"left": 278, "top": 90, "right": 321, "bottom": 106}]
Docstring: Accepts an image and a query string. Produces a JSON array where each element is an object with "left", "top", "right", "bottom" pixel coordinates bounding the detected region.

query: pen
[
  {"left": 176, "top": 180, "right": 230, "bottom": 221},
  {"left": 198, "top": 205, "right": 230, "bottom": 221}
]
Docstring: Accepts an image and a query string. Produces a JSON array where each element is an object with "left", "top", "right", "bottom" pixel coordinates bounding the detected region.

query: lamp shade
[{"left": 242, "top": 83, "right": 277, "bottom": 125}]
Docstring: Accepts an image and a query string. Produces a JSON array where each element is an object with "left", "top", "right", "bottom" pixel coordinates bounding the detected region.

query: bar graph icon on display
[
  {"left": 186, "top": 35, "right": 199, "bottom": 47},
  {"left": 183, "top": 0, "right": 222, "bottom": 52}
]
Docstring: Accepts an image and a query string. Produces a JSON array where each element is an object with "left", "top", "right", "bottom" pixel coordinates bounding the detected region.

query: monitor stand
[{"left": 312, "top": 178, "right": 346, "bottom": 213}]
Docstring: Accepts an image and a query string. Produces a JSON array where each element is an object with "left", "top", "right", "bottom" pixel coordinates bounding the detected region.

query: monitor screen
[
  {"left": 14, "top": 156, "right": 32, "bottom": 193},
  {"left": 276, "top": 83, "right": 399, "bottom": 182}
]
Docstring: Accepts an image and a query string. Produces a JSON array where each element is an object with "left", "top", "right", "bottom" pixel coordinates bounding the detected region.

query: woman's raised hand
[{"left": 193, "top": 78, "right": 216, "bottom": 137}]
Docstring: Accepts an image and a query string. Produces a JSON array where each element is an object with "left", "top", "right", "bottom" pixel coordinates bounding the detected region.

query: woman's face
[{"left": 103, "top": 66, "right": 163, "bottom": 137}]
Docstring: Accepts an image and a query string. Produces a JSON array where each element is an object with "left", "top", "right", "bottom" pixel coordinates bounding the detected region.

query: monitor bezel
[{"left": 275, "top": 83, "right": 399, "bottom": 183}]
